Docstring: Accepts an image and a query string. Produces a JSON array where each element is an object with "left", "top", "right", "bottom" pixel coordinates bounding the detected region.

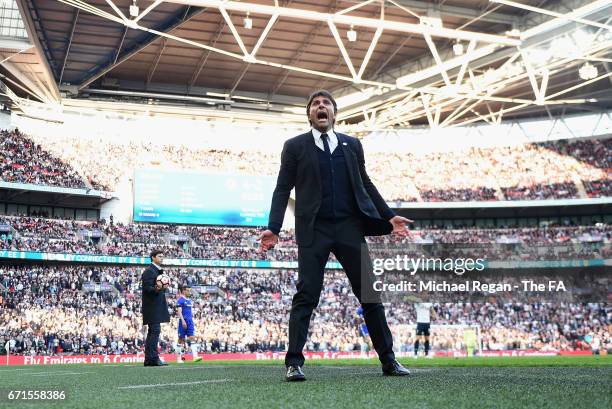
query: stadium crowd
[
  {"left": 1, "top": 215, "right": 610, "bottom": 261},
  {"left": 1, "top": 127, "right": 610, "bottom": 358},
  {"left": 5, "top": 129, "right": 609, "bottom": 201},
  {"left": 584, "top": 179, "right": 612, "bottom": 198},
  {"left": 502, "top": 182, "right": 578, "bottom": 201},
  {"left": 0, "top": 129, "right": 87, "bottom": 189},
  {"left": 1, "top": 265, "right": 610, "bottom": 356},
  {"left": 420, "top": 187, "right": 498, "bottom": 202}
]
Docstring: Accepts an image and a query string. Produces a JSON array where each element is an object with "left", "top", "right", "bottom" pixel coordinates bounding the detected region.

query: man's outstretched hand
[
  {"left": 389, "top": 215, "right": 413, "bottom": 235},
  {"left": 259, "top": 230, "right": 279, "bottom": 251}
]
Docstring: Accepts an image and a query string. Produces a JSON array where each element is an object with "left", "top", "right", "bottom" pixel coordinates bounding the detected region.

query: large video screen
[{"left": 133, "top": 169, "right": 276, "bottom": 226}]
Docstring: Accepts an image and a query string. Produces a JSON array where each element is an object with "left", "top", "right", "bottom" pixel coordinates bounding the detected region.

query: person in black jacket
[
  {"left": 141, "top": 249, "right": 170, "bottom": 366},
  {"left": 260, "top": 90, "right": 413, "bottom": 381}
]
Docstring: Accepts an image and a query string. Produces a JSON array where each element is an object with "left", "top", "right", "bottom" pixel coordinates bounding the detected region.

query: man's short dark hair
[
  {"left": 150, "top": 249, "right": 163, "bottom": 259},
  {"left": 306, "top": 90, "right": 337, "bottom": 125},
  {"left": 178, "top": 284, "right": 188, "bottom": 292}
]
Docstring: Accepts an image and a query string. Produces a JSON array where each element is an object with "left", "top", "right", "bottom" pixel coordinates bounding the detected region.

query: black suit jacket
[
  {"left": 141, "top": 264, "right": 170, "bottom": 325},
  {"left": 268, "top": 131, "right": 394, "bottom": 246}
]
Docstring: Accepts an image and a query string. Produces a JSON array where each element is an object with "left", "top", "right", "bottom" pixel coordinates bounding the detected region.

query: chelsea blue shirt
[{"left": 177, "top": 296, "right": 193, "bottom": 321}]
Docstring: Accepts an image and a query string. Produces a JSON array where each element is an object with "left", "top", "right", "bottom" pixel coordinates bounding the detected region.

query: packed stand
[
  {"left": 1, "top": 265, "right": 610, "bottom": 356},
  {"left": 1, "top": 215, "right": 609, "bottom": 261},
  {"left": 17, "top": 129, "right": 610, "bottom": 201},
  {"left": 0, "top": 216, "right": 190, "bottom": 258},
  {"left": 584, "top": 179, "right": 612, "bottom": 198},
  {"left": 548, "top": 138, "right": 612, "bottom": 169},
  {"left": 0, "top": 130, "right": 87, "bottom": 189},
  {"left": 502, "top": 182, "right": 578, "bottom": 200},
  {"left": 420, "top": 188, "right": 498, "bottom": 202},
  {"left": 23, "top": 133, "right": 279, "bottom": 192}
]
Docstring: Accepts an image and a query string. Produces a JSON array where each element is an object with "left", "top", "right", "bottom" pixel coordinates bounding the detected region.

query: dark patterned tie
[{"left": 321, "top": 133, "right": 331, "bottom": 156}]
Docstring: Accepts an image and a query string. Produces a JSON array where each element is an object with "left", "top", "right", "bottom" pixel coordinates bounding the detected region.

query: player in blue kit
[{"left": 176, "top": 285, "right": 202, "bottom": 363}]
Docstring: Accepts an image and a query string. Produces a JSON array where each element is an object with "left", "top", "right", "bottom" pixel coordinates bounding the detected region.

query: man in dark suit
[
  {"left": 141, "top": 249, "right": 170, "bottom": 366},
  {"left": 260, "top": 90, "right": 412, "bottom": 381}
]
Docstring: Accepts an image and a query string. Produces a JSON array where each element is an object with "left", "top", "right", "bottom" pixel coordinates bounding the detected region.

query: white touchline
[
  {"left": 163, "top": 366, "right": 227, "bottom": 371},
  {"left": 0, "top": 368, "right": 51, "bottom": 372},
  {"left": 318, "top": 366, "right": 375, "bottom": 370},
  {"left": 118, "top": 379, "right": 232, "bottom": 389},
  {"left": 0, "top": 371, "right": 61, "bottom": 375},
  {"left": 30, "top": 372, "right": 94, "bottom": 377}
]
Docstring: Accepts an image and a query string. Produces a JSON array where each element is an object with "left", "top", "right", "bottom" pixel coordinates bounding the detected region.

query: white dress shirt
[{"left": 312, "top": 128, "right": 338, "bottom": 153}]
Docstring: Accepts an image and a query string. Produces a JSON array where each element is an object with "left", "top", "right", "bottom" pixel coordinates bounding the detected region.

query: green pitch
[{"left": 2, "top": 356, "right": 610, "bottom": 409}]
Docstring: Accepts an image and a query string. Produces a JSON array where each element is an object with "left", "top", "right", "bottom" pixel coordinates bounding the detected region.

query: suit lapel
[{"left": 305, "top": 131, "right": 321, "bottom": 189}]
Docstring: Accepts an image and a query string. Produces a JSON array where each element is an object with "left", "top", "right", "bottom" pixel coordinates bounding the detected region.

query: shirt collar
[
  {"left": 312, "top": 128, "right": 336, "bottom": 141},
  {"left": 152, "top": 262, "right": 163, "bottom": 271}
]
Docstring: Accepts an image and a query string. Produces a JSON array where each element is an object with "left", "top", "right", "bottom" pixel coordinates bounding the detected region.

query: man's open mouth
[{"left": 317, "top": 111, "right": 328, "bottom": 120}]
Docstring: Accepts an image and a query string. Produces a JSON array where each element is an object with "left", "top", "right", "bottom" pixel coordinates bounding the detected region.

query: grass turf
[{"left": 1, "top": 356, "right": 610, "bottom": 409}]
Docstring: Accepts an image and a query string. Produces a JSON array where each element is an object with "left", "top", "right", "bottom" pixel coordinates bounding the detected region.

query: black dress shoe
[
  {"left": 382, "top": 360, "right": 411, "bottom": 376},
  {"left": 286, "top": 365, "right": 306, "bottom": 382},
  {"left": 144, "top": 360, "right": 168, "bottom": 367}
]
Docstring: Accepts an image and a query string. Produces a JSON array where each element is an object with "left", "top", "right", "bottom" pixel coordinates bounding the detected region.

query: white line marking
[
  {"left": 318, "top": 366, "right": 376, "bottom": 370},
  {"left": 163, "top": 366, "right": 219, "bottom": 370},
  {"left": 118, "top": 379, "right": 231, "bottom": 389},
  {"left": 0, "top": 368, "right": 45, "bottom": 372},
  {"left": 30, "top": 371, "right": 93, "bottom": 377},
  {"left": 0, "top": 370, "right": 95, "bottom": 375}
]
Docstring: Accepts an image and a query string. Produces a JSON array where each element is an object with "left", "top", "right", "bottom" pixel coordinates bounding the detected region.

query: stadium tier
[
  {"left": 1, "top": 215, "right": 610, "bottom": 261},
  {"left": 1, "top": 125, "right": 610, "bottom": 360},
  {"left": 1, "top": 264, "right": 610, "bottom": 356},
  {"left": 1, "top": 129, "right": 610, "bottom": 201},
  {"left": 2, "top": 1, "right": 612, "bottom": 405},
  {"left": 0, "top": 129, "right": 90, "bottom": 189},
  {"left": 1, "top": 211, "right": 610, "bottom": 357}
]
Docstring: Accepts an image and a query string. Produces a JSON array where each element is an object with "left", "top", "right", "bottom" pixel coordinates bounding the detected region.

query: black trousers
[
  {"left": 144, "top": 322, "right": 161, "bottom": 362},
  {"left": 285, "top": 217, "right": 395, "bottom": 367}
]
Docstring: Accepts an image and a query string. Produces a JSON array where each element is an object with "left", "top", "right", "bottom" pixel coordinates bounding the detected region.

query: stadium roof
[{"left": 1, "top": 0, "right": 611, "bottom": 128}]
